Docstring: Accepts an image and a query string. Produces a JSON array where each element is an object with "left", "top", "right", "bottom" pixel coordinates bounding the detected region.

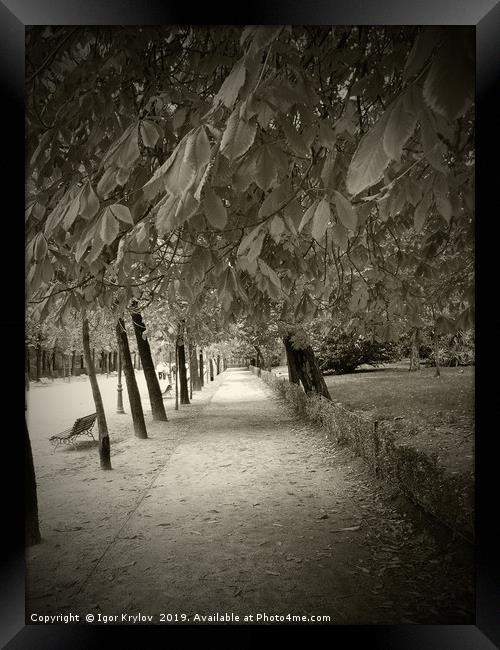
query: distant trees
[{"left": 316, "top": 328, "right": 397, "bottom": 375}]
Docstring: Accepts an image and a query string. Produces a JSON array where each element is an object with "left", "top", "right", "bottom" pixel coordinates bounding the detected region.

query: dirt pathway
[{"left": 27, "top": 369, "right": 472, "bottom": 625}]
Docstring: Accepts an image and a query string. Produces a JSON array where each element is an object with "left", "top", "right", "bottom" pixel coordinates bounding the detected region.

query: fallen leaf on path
[{"left": 119, "top": 561, "right": 137, "bottom": 568}]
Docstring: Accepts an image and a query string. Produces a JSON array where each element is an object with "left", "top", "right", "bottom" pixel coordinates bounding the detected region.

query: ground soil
[{"left": 26, "top": 368, "right": 473, "bottom": 625}]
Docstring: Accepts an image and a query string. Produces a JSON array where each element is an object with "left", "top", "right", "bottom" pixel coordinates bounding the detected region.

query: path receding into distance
[{"left": 26, "top": 368, "right": 472, "bottom": 625}]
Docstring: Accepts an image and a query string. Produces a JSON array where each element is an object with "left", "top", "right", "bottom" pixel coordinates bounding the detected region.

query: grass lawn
[{"left": 272, "top": 361, "right": 474, "bottom": 476}]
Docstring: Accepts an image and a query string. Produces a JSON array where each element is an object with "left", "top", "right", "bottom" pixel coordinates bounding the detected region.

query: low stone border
[{"left": 249, "top": 365, "right": 474, "bottom": 542}]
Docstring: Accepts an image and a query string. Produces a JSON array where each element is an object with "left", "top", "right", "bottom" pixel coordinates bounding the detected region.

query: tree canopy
[{"left": 26, "top": 25, "right": 474, "bottom": 348}]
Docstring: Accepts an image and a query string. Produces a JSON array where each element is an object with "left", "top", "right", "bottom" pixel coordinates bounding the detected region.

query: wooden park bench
[{"left": 49, "top": 413, "right": 97, "bottom": 450}]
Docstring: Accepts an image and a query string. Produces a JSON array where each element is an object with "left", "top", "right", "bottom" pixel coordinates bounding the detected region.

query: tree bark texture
[
  {"left": 177, "top": 337, "right": 190, "bottom": 404},
  {"left": 131, "top": 311, "right": 168, "bottom": 421},
  {"left": 115, "top": 318, "right": 148, "bottom": 438},
  {"left": 209, "top": 358, "right": 214, "bottom": 381},
  {"left": 190, "top": 344, "right": 201, "bottom": 391},
  {"left": 82, "top": 317, "right": 112, "bottom": 469},
  {"left": 283, "top": 335, "right": 331, "bottom": 400},
  {"left": 199, "top": 350, "right": 204, "bottom": 387},
  {"left": 409, "top": 328, "right": 420, "bottom": 372}
]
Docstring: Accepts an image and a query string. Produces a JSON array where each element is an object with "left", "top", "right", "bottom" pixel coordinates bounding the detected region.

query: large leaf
[
  {"left": 311, "top": 198, "right": 331, "bottom": 242},
  {"left": 140, "top": 120, "right": 160, "bottom": 147},
  {"left": 403, "top": 28, "right": 442, "bottom": 80},
  {"left": 346, "top": 110, "right": 391, "bottom": 196},
  {"left": 414, "top": 191, "right": 433, "bottom": 233},
  {"left": 298, "top": 200, "right": 318, "bottom": 233},
  {"left": 258, "top": 183, "right": 288, "bottom": 219},
  {"left": 334, "top": 191, "right": 357, "bottom": 231},
  {"left": 203, "top": 188, "right": 227, "bottom": 229},
  {"left": 109, "top": 203, "right": 134, "bottom": 224},
  {"left": 220, "top": 110, "right": 257, "bottom": 163},
  {"left": 254, "top": 145, "right": 278, "bottom": 191},
  {"left": 214, "top": 59, "right": 246, "bottom": 109},
  {"left": 383, "top": 90, "right": 418, "bottom": 161},
  {"left": 79, "top": 183, "right": 100, "bottom": 220},
  {"left": 99, "top": 207, "right": 119, "bottom": 245},
  {"left": 423, "top": 31, "right": 474, "bottom": 121}
]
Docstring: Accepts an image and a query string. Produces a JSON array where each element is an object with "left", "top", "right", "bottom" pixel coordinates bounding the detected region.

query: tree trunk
[
  {"left": 175, "top": 346, "right": 179, "bottom": 411},
  {"left": 216, "top": 354, "right": 220, "bottom": 375},
  {"left": 409, "top": 328, "right": 420, "bottom": 371},
  {"left": 209, "top": 358, "right": 214, "bottom": 381},
  {"left": 199, "top": 350, "right": 204, "bottom": 387},
  {"left": 82, "top": 317, "right": 112, "bottom": 470},
  {"left": 190, "top": 344, "right": 201, "bottom": 391},
  {"left": 283, "top": 337, "right": 300, "bottom": 385},
  {"left": 177, "top": 337, "right": 190, "bottom": 404},
  {"left": 115, "top": 318, "right": 148, "bottom": 438},
  {"left": 131, "top": 311, "right": 168, "bottom": 421},
  {"left": 25, "top": 422, "right": 41, "bottom": 545},
  {"left": 283, "top": 334, "right": 331, "bottom": 399},
  {"left": 71, "top": 350, "right": 76, "bottom": 376},
  {"left": 113, "top": 350, "right": 117, "bottom": 373},
  {"left": 434, "top": 328, "right": 441, "bottom": 378}
]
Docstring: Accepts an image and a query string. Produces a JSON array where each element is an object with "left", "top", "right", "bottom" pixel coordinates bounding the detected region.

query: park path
[{"left": 26, "top": 369, "right": 471, "bottom": 625}]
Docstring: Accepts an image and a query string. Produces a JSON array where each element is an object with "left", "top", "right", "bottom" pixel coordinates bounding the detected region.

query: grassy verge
[{"left": 250, "top": 365, "right": 474, "bottom": 542}]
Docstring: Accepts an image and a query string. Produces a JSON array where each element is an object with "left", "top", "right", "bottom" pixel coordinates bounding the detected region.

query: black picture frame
[{"left": 3, "top": 1, "right": 499, "bottom": 647}]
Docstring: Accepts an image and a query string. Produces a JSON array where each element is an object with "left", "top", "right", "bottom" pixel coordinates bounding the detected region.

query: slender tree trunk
[
  {"left": 177, "top": 337, "right": 190, "bottom": 404},
  {"left": 131, "top": 311, "right": 167, "bottom": 421},
  {"left": 80, "top": 354, "right": 84, "bottom": 370},
  {"left": 283, "top": 337, "right": 300, "bottom": 384},
  {"left": 51, "top": 349, "right": 56, "bottom": 380},
  {"left": 25, "top": 422, "right": 41, "bottom": 545},
  {"left": 71, "top": 350, "right": 76, "bottom": 376},
  {"left": 113, "top": 350, "right": 117, "bottom": 373},
  {"left": 409, "top": 328, "right": 420, "bottom": 371},
  {"left": 283, "top": 334, "right": 331, "bottom": 399},
  {"left": 115, "top": 318, "right": 148, "bottom": 439},
  {"left": 199, "top": 350, "right": 204, "bottom": 387},
  {"left": 434, "top": 328, "right": 441, "bottom": 378},
  {"left": 209, "top": 358, "right": 214, "bottom": 381},
  {"left": 175, "top": 346, "right": 179, "bottom": 411},
  {"left": 190, "top": 344, "right": 201, "bottom": 391},
  {"left": 82, "top": 317, "right": 112, "bottom": 470},
  {"left": 216, "top": 354, "right": 221, "bottom": 375}
]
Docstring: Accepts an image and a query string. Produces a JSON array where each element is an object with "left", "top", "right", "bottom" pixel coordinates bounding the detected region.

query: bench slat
[{"left": 50, "top": 413, "right": 97, "bottom": 444}]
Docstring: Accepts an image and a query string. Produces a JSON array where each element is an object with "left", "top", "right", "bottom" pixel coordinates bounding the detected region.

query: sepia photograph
[{"left": 24, "top": 24, "right": 476, "bottom": 627}]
